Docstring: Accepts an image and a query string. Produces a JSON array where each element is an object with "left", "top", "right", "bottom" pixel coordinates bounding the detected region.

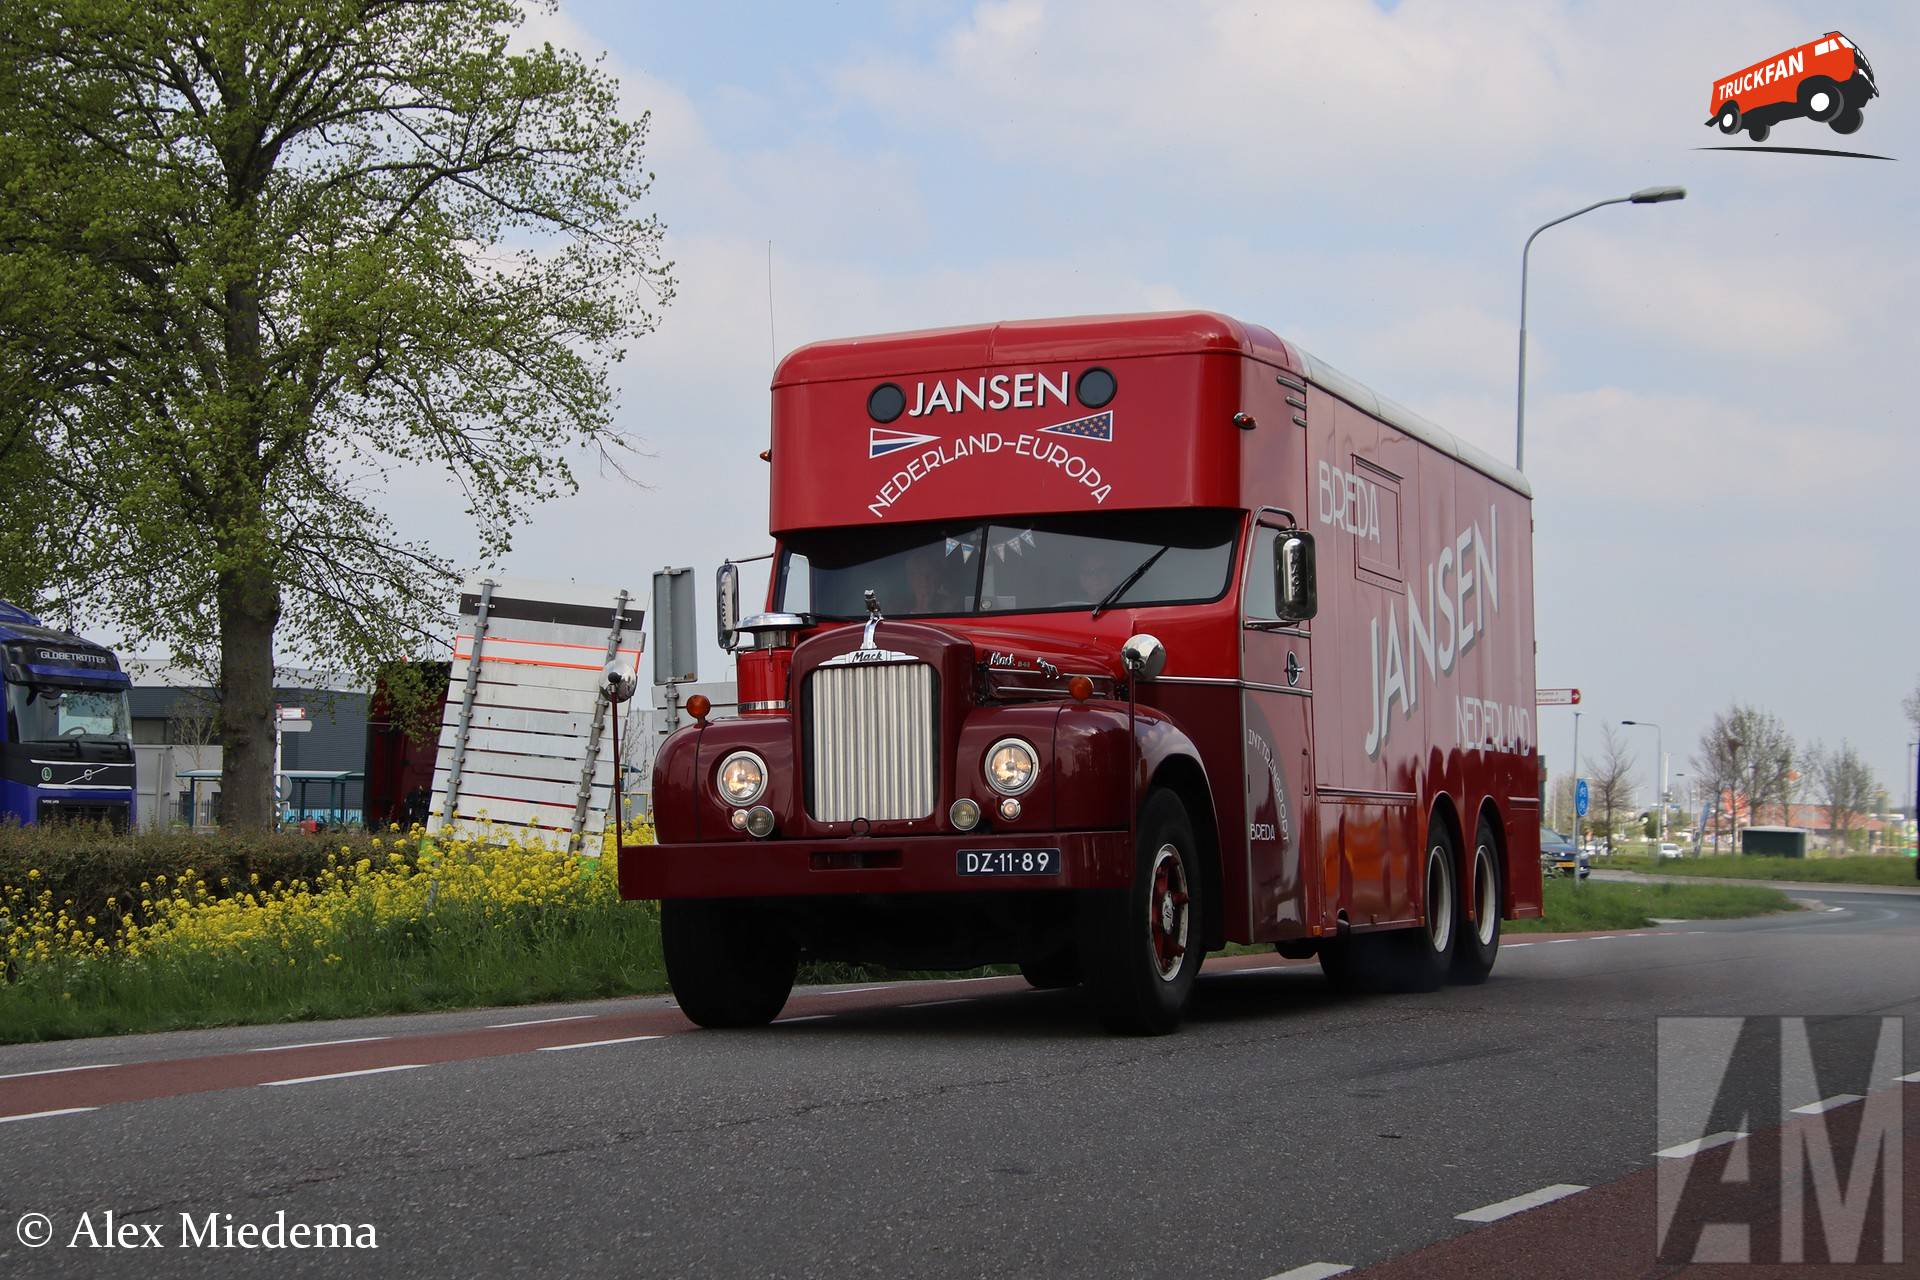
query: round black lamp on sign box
[
  {"left": 867, "top": 383, "right": 906, "bottom": 423},
  {"left": 1076, "top": 367, "right": 1116, "bottom": 408}
]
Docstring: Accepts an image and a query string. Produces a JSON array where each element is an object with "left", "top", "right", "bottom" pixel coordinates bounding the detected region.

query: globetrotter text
[{"left": 868, "top": 432, "right": 1111, "bottom": 518}]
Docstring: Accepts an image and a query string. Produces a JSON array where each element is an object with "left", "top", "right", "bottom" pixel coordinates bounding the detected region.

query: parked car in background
[
  {"left": 1541, "top": 827, "right": 1590, "bottom": 879},
  {"left": 1657, "top": 842, "right": 1683, "bottom": 859}
]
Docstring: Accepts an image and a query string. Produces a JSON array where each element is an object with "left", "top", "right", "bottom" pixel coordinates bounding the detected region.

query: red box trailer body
[
  {"left": 1705, "top": 31, "right": 1878, "bottom": 142},
  {"left": 623, "top": 311, "right": 1542, "bottom": 1032}
]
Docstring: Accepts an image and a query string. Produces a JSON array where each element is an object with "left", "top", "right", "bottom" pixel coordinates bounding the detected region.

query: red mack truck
[{"left": 621, "top": 311, "right": 1542, "bottom": 1034}]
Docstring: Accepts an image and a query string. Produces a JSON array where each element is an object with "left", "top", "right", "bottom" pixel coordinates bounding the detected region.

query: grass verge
[
  {"left": 1506, "top": 878, "right": 1795, "bottom": 933},
  {"left": 1604, "top": 853, "right": 1916, "bottom": 886}
]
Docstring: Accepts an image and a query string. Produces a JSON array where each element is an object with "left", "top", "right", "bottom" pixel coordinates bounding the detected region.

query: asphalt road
[{"left": 1, "top": 888, "right": 1916, "bottom": 1279}]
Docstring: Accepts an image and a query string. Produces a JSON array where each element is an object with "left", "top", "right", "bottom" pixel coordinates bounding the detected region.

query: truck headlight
[
  {"left": 717, "top": 751, "right": 768, "bottom": 805},
  {"left": 985, "top": 738, "right": 1037, "bottom": 796}
]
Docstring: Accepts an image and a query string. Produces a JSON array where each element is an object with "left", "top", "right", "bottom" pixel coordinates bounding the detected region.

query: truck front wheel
[
  {"left": 661, "top": 899, "right": 798, "bottom": 1028},
  {"left": 1079, "top": 789, "right": 1204, "bottom": 1034}
]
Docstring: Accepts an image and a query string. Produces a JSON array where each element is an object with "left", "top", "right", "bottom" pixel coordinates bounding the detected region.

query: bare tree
[
  {"left": 1806, "top": 741, "right": 1877, "bottom": 852},
  {"left": 1692, "top": 703, "right": 1794, "bottom": 846},
  {"left": 1585, "top": 725, "right": 1637, "bottom": 855}
]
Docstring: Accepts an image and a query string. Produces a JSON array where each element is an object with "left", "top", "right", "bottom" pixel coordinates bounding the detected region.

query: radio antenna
[{"left": 766, "top": 239, "right": 777, "bottom": 370}]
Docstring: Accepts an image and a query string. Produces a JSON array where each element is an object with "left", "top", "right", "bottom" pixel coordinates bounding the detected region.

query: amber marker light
[
  {"left": 1068, "top": 676, "right": 1093, "bottom": 702},
  {"left": 687, "top": 693, "right": 712, "bottom": 723}
]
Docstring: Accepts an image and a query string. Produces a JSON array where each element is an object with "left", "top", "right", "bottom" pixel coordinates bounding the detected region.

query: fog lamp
[
  {"left": 950, "top": 798, "right": 981, "bottom": 831},
  {"left": 744, "top": 805, "right": 776, "bottom": 838}
]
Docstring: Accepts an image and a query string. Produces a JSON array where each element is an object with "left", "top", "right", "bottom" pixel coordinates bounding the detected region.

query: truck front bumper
[{"left": 619, "top": 830, "right": 1134, "bottom": 900}]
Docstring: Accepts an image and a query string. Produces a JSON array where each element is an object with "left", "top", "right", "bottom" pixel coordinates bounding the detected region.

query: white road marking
[
  {"left": 486, "top": 1014, "right": 596, "bottom": 1029},
  {"left": 1547, "top": 938, "right": 1577, "bottom": 944},
  {"left": 817, "top": 985, "right": 889, "bottom": 996},
  {"left": 1896, "top": 1070, "right": 1920, "bottom": 1084},
  {"left": 1791, "top": 1094, "right": 1863, "bottom": 1115},
  {"left": 1223, "top": 964, "right": 1291, "bottom": 974},
  {"left": 1826, "top": 906, "right": 1845, "bottom": 913},
  {"left": 1655, "top": 1130, "right": 1747, "bottom": 1159},
  {"left": 537, "top": 1035, "right": 662, "bottom": 1052},
  {"left": 1588, "top": 935, "right": 1618, "bottom": 941},
  {"left": 901, "top": 998, "right": 972, "bottom": 1009},
  {"left": 943, "top": 975, "right": 1005, "bottom": 983},
  {"left": 775, "top": 1015, "right": 834, "bottom": 1024},
  {"left": 1261, "top": 1264, "right": 1353, "bottom": 1280},
  {"left": 249, "top": 1036, "right": 389, "bottom": 1053},
  {"left": 1455, "top": 1183, "right": 1588, "bottom": 1222},
  {"left": 1505, "top": 942, "right": 1535, "bottom": 948},
  {"left": 261, "top": 1064, "right": 425, "bottom": 1086},
  {"left": 0, "top": 1107, "right": 98, "bottom": 1124},
  {"left": 0, "top": 1063, "right": 114, "bottom": 1081}
]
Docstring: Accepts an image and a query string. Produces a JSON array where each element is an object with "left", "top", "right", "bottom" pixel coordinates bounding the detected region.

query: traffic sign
[
  {"left": 1575, "top": 779, "right": 1590, "bottom": 817},
  {"left": 1537, "top": 688, "right": 1581, "bottom": 706}
]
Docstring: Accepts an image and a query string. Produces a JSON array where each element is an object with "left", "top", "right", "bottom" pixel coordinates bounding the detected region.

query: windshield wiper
[{"left": 1091, "top": 545, "right": 1169, "bottom": 620}]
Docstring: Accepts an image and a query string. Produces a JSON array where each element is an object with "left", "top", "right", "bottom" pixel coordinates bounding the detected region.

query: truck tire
[
  {"left": 1829, "top": 107, "right": 1863, "bottom": 135},
  {"left": 1390, "top": 825, "right": 1459, "bottom": 992},
  {"left": 660, "top": 899, "right": 798, "bottom": 1028},
  {"left": 1798, "top": 76, "right": 1843, "bottom": 122},
  {"left": 1078, "top": 788, "right": 1203, "bottom": 1034},
  {"left": 1746, "top": 121, "right": 1770, "bottom": 143},
  {"left": 1451, "top": 816, "right": 1502, "bottom": 984},
  {"left": 1716, "top": 102, "right": 1741, "bottom": 134},
  {"left": 1019, "top": 949, "right": 1081, "bottom": 989}
]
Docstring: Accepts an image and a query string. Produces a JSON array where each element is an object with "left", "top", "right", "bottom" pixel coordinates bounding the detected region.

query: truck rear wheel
[
  {"left": 1716, "top": 102, "right": 1741, "bottom": 134},
  {"left": 1799, "top": 76, "right": 1843, "bottom": 122},
  {"left": 661, "top": 899, "right": 798, "bottom": 1028},
  {"left": 1451, "top": 816, "right": 1502, "bottom": 984},
  {"left": 1829, "top": 107, "right": 1863, "bottom": 135},
  {"left": 1078, "top": 788, "right": 1203, "bottom": 1035},
  {"left": 1390, "top": 826, "right": 1458, "bottom": 992}
]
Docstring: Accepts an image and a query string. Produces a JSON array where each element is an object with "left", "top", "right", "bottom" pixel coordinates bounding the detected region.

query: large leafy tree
[{"left": 0, "top": 0, "right": 672, "bottom": 824}]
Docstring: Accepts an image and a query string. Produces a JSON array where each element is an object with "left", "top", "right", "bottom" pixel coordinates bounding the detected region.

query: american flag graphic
[{"left": 1037, "top": 410, "right": 1114, "bottom": 442}]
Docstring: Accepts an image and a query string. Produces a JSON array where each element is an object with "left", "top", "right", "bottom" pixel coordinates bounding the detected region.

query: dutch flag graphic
[{"left": 870, "top": 427, "right": 941, "bottom": 458}]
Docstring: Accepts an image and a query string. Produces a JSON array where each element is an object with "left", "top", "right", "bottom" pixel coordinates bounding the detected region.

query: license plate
[{"left": 957, "top": 848, "right": 1061, "bottom": 876}]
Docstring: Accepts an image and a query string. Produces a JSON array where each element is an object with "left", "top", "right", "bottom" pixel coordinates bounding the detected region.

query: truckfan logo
[{"left": 1703, "top": 31, "right": 1885, "bottom": 155}]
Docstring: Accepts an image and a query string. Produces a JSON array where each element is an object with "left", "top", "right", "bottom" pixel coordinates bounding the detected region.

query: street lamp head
[{"left": 1630, "top": 185, "right": 1687, "bottom": 204}]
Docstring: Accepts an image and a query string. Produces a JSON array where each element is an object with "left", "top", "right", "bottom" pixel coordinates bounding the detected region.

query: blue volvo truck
[{"left": 0, "top": 601, "right": 135, "bottom": 828}]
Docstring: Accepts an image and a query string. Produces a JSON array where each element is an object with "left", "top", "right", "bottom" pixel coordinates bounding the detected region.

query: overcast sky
[{"left": 381, "top": 0, "right": 1917, "bottom": 811}]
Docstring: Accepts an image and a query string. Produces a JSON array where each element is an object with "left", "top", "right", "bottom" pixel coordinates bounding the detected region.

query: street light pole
[
  {"left": 1621, "top": 720, "right": 1664, "bottom": 843},
  {"left": 1515, "top": 186, "right": 1686, "bottom": 471}
]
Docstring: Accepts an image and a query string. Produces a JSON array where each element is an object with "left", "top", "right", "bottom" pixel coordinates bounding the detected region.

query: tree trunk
[{"left": 218, "top": 558, "right": 281, "bottom": 828}]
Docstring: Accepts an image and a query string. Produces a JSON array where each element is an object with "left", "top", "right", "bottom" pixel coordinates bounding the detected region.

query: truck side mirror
[
  {"left": 1273, "top": 531, "right": 1318, "bottom": 622},
  {"left": 716, "top": 561, "right": 741, "bottom": 652}
]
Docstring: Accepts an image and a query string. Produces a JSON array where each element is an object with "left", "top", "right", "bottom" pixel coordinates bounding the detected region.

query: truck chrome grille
[{"left": 806, "top": 661, "right": 936, "bottom": 822}]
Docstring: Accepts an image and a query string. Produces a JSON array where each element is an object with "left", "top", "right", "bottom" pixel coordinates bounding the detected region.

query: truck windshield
[
  {"left": 3, "top": 681, "right": 132, "bottom": 744},
  {"left": 776, "top": 508, "right": 1240, "bottom": 620}
]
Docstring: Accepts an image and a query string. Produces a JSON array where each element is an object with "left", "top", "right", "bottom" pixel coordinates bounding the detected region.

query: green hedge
[{"left": 0, "top": 822, "right": 390, "bottom": 937}]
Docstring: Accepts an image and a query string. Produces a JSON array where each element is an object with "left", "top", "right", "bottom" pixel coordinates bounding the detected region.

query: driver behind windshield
[{"left": 902, "top": 544, "right": 966, "bottom": 615}]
